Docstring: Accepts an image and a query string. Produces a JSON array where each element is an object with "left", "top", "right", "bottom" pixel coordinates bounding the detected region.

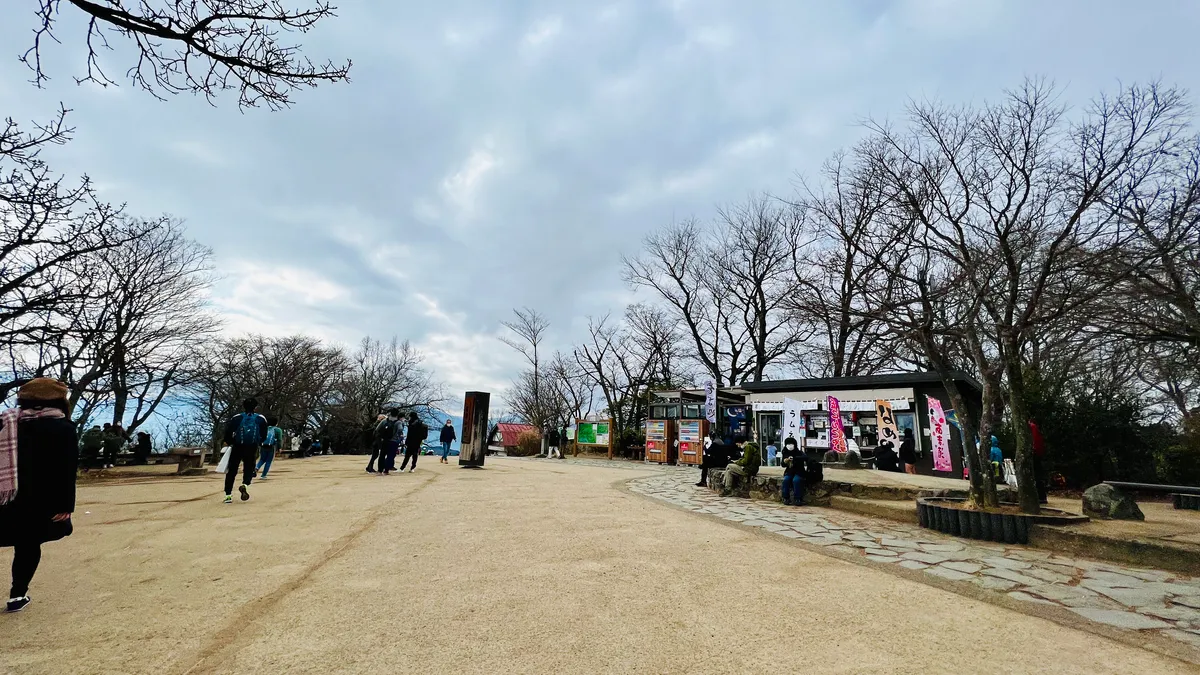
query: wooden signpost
[{"left": 459, "top": 391, "right": 490, "bottom": 467}]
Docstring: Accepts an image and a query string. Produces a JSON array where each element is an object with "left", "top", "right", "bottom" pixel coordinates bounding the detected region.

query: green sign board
[{"left": 576, "top": 422, "right": 610, "bottom": 446}]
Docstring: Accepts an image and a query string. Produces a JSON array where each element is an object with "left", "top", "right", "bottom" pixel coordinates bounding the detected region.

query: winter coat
[
  {"left": 547, "top": 428, "right": 560, "bottom": 446},
  {"left": 405, "top": 420, "right": 429, "bottom": 451},
  {"left": 80, "top": 427, "right": 104, "bottom": 452},
  {"left": 782, "top": 445, "right": 804, "bottom": 477},
  {"left": 898, "top": 436, "right": 917, "bottom": 464},
  {"left": 0, "top": 416, "right": 77, "bottom": 547},
  {"left": 875, "top": 444, "right": 901, "bottom": 472},
  {"left": 440, "top": 425, "right": 457, "bottom": 444},
  {"left": 989, "top": 437, "right": 1003, "bottom": 464}
]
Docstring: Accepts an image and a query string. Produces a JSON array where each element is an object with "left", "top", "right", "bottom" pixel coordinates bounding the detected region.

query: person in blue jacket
[{"left": 989, "top": 436, "right": 1004, "bottom": 481}]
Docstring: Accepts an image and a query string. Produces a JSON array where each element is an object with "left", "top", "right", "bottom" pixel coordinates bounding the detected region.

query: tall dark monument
[{"left": 458, "top": 391, "right": 490, "bottom": 468}]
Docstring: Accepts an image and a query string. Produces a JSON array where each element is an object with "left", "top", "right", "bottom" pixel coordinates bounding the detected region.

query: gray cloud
[{"left": 3, "top": 0, "right": 1199, "bottom": 399}]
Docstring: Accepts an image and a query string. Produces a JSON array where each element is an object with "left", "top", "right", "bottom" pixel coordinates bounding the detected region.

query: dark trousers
[
  {"left": 10, "top": 543, "right": 41, "bottom": 598},
  {"left": 103, "top": 446, "right": 118, "bottom": 466},
  {"left": 698, "top": 463, "right": 710, "bottom": 486},
  {"left": 399, "top": 447, "right": 419, "bottom": 471},
  {"left": 782, "top": 474, "right": 804, "bottom": 505},
  {"left": 224, "top": 444, "right": 257, "bottom": 495},
  {"left": 367, "top": 445, "right": 382, "bottom": 472}
]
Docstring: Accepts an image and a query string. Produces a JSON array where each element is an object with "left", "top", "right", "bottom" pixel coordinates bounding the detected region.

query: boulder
[
  {"left": 1083, "top": 483, "right": 1145, "bottom": 521},
  {"left": 843, "top": 452, "right": 863, "bottom": 469},
  {"left": 823, "top": 450, "right": 840, "bottom": 463}
]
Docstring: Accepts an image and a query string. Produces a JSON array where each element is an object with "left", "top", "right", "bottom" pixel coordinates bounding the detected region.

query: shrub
[{"left": 512, "top": 430, "right": 543, "bottom": 457}]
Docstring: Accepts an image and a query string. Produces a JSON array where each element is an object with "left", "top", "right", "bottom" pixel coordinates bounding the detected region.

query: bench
[
  {"left": 1104, "top": 481, "right": 1200, "bottom": 510},
  {"left": 167, "top": 447, "right": 207, "bottom": 475}
]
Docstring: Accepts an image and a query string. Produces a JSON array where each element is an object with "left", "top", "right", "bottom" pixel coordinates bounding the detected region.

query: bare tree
[
  {"left": 715, "top": 195, "right": 805, "bottom": 382},
  {"left": 789, "top": 153, "right": 901, "bottom": 377},
  {"left": 500, "top": 307, "right": 551, "bottom": 429},
  {"left": 22, "top": 0, "right": 351, "bottom": 109},
  {"left": 865, "top": 79, "right": 1188, "bottom": 512},
  {"left": 624, "top": 219, "right": 754, "bottom": 385}
]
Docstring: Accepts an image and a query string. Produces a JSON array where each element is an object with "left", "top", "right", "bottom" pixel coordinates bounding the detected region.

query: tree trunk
[
  {"left": 918, "top": 331, "right": 997, "bottom": 508},
  {"left": 1001, "top": 334, "right": 1040, "bottom": 514}
]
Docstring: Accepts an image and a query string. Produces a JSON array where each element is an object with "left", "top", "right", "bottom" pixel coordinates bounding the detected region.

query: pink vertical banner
[
  {"left": 926, "top": 395, "right": 953, "bottom": 472},
  {"left": 827, "top": 396, "right": 847, "bottom": 454}
]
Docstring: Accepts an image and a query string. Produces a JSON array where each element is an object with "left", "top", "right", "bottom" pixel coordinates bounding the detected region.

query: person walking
[
  {"left": 439, "top": 419, "right": 456, "bottom": 464},
  {"left": 898, "top": 428, "right": 918, "bottom": 474},
  {"left": 221, "top": 398, "right": 267, "bottom": 504},
  {"left": 559, "top": 424, "right": 569, "bottom": 458},
  {"left": 256, "top": 417, "right": 283, "bottom": 480},
  {"left": 383, "top": 411, "right": 404, "bottom": 474},
  {"left": 780, "top": 436, "right": 804, "bottom": 506},
  {"left": 399, "top": 412, "right": 427, "bottom": 473},
  {"left": 79, "top": 425, "right": 104, "bottom": 471},
  {"left": 0, "top": 378, "right": 77, "bottom": 613},
  {"left": 546, "top": 425, "right": 561, "bottom": 459},
  {"left": 367, "top": 413, "right": 393, "bottom": 474}
]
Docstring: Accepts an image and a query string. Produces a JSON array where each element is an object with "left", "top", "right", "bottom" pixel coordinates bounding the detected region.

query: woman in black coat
[
  {"left": 0, "top": 378, "right": 77, "bottom": 613},
  {"left": 898, "top": 428, "right": 917, "bottom": 474}
]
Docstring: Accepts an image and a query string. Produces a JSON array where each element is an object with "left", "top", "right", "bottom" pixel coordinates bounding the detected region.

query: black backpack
[{"left": 805, "top": 457, "right": 824, "bottom": 485}]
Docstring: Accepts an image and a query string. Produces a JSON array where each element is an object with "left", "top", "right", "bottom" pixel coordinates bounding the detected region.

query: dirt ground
[{"left": 0, "top": 456, "right": 1194, "bottom": 674}]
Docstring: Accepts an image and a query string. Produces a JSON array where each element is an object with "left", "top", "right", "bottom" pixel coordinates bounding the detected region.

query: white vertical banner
[
  {"left": 782, "top": 397, "right": 805, "bottom": 445},
  {"left": 703, "top": 379, "right": 717, "bottom": 423}
]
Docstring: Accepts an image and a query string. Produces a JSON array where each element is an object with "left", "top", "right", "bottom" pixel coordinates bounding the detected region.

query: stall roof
[
  {"left": 739, "top": 372, "right": 982, "bottom": 396},
  {"left": 653, "top": 389, "right": 747, "bottom": 403}
]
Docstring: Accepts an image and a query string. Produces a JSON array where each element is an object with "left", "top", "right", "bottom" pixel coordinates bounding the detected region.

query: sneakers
[
  {"left": 239, "top": 484, "right": 250, "bottom": 501},
  {"left": 408, "top": 468, "right": 415, "bottom": 473},
  {"left": 366, "top": 468, "right": 376, "bottom": 474},
  {"left": 223, "top": 495, "right": 232, "bottom": 504},
  {"left": 6, "top": 596, "right": 31, "bottom": 613}
]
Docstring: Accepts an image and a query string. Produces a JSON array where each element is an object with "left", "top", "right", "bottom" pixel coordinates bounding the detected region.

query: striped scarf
[{"left": 0, "top": 407, "right": 66, "bottom": 505}]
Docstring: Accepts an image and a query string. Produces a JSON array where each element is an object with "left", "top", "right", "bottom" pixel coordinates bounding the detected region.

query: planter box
[{"left": 917, "top": 497, "right": 1088, "bottom": 545}]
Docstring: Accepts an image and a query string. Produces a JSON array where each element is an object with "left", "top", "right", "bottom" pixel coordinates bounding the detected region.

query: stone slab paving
[{"left": 628, "top": 470, "right": 1200, "bottom": 652}]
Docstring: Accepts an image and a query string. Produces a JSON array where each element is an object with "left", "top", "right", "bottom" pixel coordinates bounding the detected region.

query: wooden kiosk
[
  {"left": 645, "top": 419, "right": 675, "bottom": 464},
  {"left": 650, "top": 390, "right": 715, "bottom": 467}
]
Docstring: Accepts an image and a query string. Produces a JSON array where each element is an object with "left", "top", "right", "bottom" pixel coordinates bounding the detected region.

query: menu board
[
  {"left": 647, "top": 420, "right": 667, "bottom": 442},
  {"left": 678, "top": 420, "right": 702, "bottom": 443}
]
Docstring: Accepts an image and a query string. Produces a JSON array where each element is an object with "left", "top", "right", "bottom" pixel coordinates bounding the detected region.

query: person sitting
[
  {"left": 722, "top": 437, "right": 758, "bottom": 495},
  {"left": 780, "top": 437, "right": 804, "bottom": 505},
  {"left": 874, "top": 439, "right": 901, "bottom": 472}
]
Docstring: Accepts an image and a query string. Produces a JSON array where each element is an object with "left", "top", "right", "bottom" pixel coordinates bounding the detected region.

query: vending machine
[
  {"left": 677, "top": 418, "right": 709, "bottom": 466},
  {"left": 645, "top": 419, "right": 676, "bottom": 464}
]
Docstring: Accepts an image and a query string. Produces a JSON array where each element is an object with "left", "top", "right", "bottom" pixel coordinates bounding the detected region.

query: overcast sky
[{"left": 3, "top": 0, "right": 1199, "bottom": 403}]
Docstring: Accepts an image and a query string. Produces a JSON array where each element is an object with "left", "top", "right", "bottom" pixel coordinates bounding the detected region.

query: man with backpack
[
  {"left": 222, "top": 398, "right": 268, "bottom": 503},
  {"left": 255, "top": 416, "right": 283, "bottom": 480},
  {"left": 399, "top": 412, "right": 428, "bottom": 473}
]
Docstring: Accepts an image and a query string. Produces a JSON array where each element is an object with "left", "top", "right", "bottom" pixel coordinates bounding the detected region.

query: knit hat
[{"left": 18, "top": 377, "right": 69, "bottom": 402}]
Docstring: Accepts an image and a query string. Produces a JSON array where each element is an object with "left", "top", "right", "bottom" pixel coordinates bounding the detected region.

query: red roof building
[{"left": 494, "top": 423, "right": 538, "bottom": 448}]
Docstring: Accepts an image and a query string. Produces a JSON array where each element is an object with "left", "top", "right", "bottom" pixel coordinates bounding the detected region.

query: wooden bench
[
  {"left": 167, "top": 447, "right": 207, "bottom": 475},
  {"left": 1105, "top": 481, "right": 1200, "bottom": 510}
]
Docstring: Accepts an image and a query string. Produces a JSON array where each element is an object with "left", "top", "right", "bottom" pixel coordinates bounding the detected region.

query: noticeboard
[{"left": 576, "top": 421, "right": 611, "bottom": 446}]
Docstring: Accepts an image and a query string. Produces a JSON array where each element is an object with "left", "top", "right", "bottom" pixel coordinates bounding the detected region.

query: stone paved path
[{"left": 627, "top": 469, "right": 1200, "bottom": 653}]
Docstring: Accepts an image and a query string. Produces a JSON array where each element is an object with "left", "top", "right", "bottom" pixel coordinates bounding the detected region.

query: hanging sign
[
  {"left": 782, "top": 397, "right": 806, "bottom": 445},
  {"left": 827, "top": 396, "right": 847, "bottom": 454},
  {"left": 703, "top": 379, "right": 717, "bottom": 423},
  {"left": 875, "top": 400, "right": 899, "bottom": 452},
  {"left": 926, "top": 395, "right": 953, "bottom": 472}
]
